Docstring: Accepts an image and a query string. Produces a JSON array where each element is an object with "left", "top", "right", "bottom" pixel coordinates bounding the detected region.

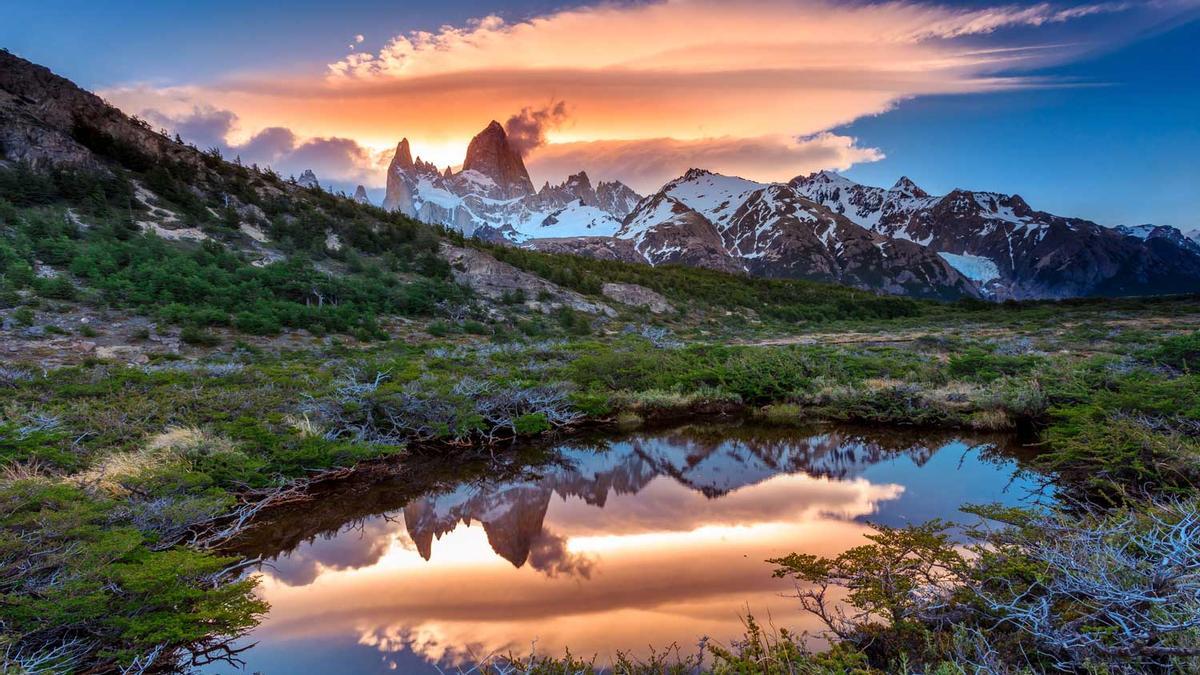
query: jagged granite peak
[
  {"left": 534, "top": 171, "right": 597, "bottom": 208},
  {"left": 382, "top": 138, "right": 429, "bottom": 214},
  {"left": 596, "top": 179, "right": 642, "bottom": 217},
  {"left": 296, "top": 169, "right": 320, "bottom": 189},
  {"left": 352, "top": 185, "right": 370, "bottom": 205},
  {"left": 461, "top": 120, "right": 534, "bottom": 198},
  {"left": 678, "top": 167, "right": 715, "bottom": 182},
  {"left": 565, "top": 170, "right": 593, "bottom": 192},
  {"left": 808, "top": 169, "right": 856, "bottom": 186},
  {"left": 393, "top": 138, "right": 414, "bottom": 169},
  {"left": 379, "top": 126, "right": 641, "bottom": 239}
]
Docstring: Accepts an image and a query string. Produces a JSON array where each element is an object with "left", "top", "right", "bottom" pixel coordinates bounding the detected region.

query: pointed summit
[
  {"left": 352, "top": 185, "right": 370, "bottom": 205},
  {"left": 815, "top": 169, "right": 849, "bottom": 183},
  {"left": 462, "top": 121, "right": 534, "bottom": 198},
  {"left": 891, "top": 176, "right": 928, "bottom": 198},
  {"left": 382, "top": 138, "right": 418, "bottom": 214},
  {"left": 392, "top": 138, "right": 413, "bottom": 169}
]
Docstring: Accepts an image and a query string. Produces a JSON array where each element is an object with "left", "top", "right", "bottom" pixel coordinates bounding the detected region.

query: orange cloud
[
  {"left": 99, "top": 0, "right": 1193, "bottom": 187},
  {"left": 525, "top": 132, "right": 885, "bottom": 193}
]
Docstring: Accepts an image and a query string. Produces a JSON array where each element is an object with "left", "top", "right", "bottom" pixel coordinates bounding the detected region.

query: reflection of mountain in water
[{"left": 401, "top": 429, "right": 969, "bottom": 569}]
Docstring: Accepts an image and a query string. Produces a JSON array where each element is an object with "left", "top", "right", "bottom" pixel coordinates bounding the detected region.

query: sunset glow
[{"left": 68, "top": 0, "right": 1197, "bottom": 209}]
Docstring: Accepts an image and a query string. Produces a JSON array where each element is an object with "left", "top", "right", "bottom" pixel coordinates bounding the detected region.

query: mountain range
[
  {"left": 378, "top": 121, "right": 1200, "bottom": 300},
  {"left": 2, "top": 43, "right": 1195, "bottom": 303}
]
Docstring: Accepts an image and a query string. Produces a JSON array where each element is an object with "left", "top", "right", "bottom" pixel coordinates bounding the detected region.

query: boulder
[
  {"left": 601, "top": 283, "right": 674, "bottom": 314},
  {"left": 440, "top": 243, "right": 615, "bottom": 317}
]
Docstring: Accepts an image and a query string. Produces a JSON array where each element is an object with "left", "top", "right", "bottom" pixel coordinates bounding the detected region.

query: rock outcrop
[
  {"left": 601, "top": 283, "right": 674, "bottom": 314},
  {"left": 440, "top": 243, "right": 615, "bottom": 316}
]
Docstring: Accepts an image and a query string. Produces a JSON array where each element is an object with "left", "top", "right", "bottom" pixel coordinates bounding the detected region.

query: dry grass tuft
[
  {"left": 968, "top": 409, "right": 1014, "bottom": 431},
  {"left": 74, "top": 426, "right": 234, "bottom": 495},
  {"left": 283, "top": 413, "right": 325, "bottom": 438}
]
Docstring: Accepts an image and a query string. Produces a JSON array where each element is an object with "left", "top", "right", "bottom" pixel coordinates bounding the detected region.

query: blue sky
[
  {"left": 2, "top": 0, "right": 1197, "bottom": 227},
  {"left": 839, "top": 16, "right": 1200, "bottom": 227}
]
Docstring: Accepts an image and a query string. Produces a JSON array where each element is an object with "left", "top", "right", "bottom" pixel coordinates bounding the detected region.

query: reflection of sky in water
[{"left": 201, "top": 427, "right": 1039, "bottom": 674}]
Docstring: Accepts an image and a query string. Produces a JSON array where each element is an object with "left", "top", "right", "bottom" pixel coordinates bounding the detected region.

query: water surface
[{"left": 204, "top": 423, "right": 1043, "bottom": 674}]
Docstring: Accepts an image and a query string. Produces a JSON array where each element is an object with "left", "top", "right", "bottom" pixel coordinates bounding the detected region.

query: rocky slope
[
  {"left": 792, "top": 171, "right": 1200, "bottom": 299},
  {"left": 0, "top": 49, "right": 217, "bottom": 174}
]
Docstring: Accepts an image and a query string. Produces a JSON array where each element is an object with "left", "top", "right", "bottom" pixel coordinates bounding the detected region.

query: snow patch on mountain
[
  {"left": 662, "top": 170, "right": 766, "bottom": 229},
  {"left": 938, "top": 252, "right": 1000, "bottom": 283},
  {"left": 513, "top": 200, "right": 623, "bottom": 240}
]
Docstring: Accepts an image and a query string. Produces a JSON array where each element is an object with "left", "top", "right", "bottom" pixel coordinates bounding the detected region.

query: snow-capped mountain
[
  {"left": 379, "top": 119, "right": 1199, "bottom": 300},
  {"left": 1114, "top": 224, "right": 1200, "bottom": 255},
  {"left": 791, "top": 172, "right": 1200, "bottom": 299},
  {"left": 539, "top": 168, "right": 980, "bottom": 300},
  {"left": 381, "top": 122, "right": 641, "bottom": 242}
]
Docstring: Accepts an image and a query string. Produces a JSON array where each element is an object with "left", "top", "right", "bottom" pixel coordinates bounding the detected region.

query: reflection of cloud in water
[
  {"left": 552, "top": 474, "right": 902, "bottom": 539},
  {"left": 218, "top": 427, "right": 1036, "bottom": 674},
  {"left": 358, "top": 622, "right": 504, "bottom": 671},
  {"left": 528, "top": 529, "right": 595, "bottom": 579},
  {"left": 248, "top": 472, "right": 901, "bottom": 666},
  {"left": 267, "top": 517, "right": 400, "bottom": 586}
]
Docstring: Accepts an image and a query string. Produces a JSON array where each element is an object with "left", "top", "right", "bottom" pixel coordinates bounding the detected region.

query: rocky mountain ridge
[
  {"left": 381, "top": 122, "right": 1199, "bottom": 299},
  {"left": 790, "top": 171, "right": 1200, "bottom": 299},
  {"left": 382, "top": 123, "right": 641, "bottom": 242},
  {"left": 538, "top": 169, "right": 980, "bottom": 300}
]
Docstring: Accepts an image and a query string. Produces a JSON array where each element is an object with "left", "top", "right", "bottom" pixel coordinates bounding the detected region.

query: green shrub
[
  {"left": 180, "top": 325, "right": 221, "bottom": 346},
  {"left": 0, "top": 480, "right": 266, "bottom": 668},
  {"left": 427, "top": 320, "right": 453, "bottom": 337},
  {"left": 462, "top": 320, "right": 489, "bottom": 335},
  {"left": 35, "top": 274, "right": 77, "bottom": 300},
  {"left": 554, "top": 306, "right": 591, "bottom": 336},
  {"left": 514, "top": 413, "right": 551, "bottom": 435},
  {"left": 948, "top": 349, "right": 1041, "bottom": 382},
  {"left": 1151, "top": 331, "right": 1199, "bottom": 370},
  {"left": 233, "top": 310, "right": 281, "bottom": 335}
]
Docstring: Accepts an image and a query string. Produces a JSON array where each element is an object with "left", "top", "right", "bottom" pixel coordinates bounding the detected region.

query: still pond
[{"left": 202, "top": 423, "right": 1046, "bottom": 673}]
